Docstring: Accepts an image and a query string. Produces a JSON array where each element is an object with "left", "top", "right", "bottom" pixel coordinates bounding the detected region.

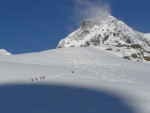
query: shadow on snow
[{"left": 0, "top": 84, "right": 136, "bottom": 113}]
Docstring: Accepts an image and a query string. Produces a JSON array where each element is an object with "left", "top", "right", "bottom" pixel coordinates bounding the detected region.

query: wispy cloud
[{"left": 72, "top": 0, "right": 111, "bottom": 25}]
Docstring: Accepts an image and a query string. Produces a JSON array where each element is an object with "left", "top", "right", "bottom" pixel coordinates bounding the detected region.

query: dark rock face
[{"left": 81, "top": 20, "right": 91, "bottom": 29}]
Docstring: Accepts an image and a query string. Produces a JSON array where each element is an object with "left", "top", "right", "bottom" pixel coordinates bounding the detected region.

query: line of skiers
[
  {"left": 31, "top": 70, "right": 75, "bottom": 81},
  {"left": 31, "top": 76, "right": 45, "bottom": 82}
]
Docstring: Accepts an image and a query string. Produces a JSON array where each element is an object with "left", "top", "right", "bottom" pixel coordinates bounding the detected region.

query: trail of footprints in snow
[
  {"left": 63, "top": 48, "right": 139, "bottom": 83},
  {"left": 63, "top": 48, "right": 93, "bottom": 68}
]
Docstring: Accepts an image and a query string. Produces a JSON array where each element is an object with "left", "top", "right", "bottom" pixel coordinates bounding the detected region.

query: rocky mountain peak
[
  {"left": 81, "top": 20, "right": 91, "bottom": 29},
  {"left": 57, "top": 15, "right": 150, "bottom": 62}
]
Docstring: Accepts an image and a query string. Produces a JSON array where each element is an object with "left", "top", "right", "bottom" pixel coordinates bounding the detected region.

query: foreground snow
[{"left": 0, "top": 47, "right": 150, "bottom": 113}]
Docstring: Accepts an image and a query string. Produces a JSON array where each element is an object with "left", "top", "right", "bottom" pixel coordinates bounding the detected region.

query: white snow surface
[
  {"left": 0, "top": 47, "right": 150, "bottom": 113},
  {"left": 57, "top": 15, "right": 150, "bottom": 62},
  {"left": 0, "top": 49, "right": 11, "bottom": 55}
]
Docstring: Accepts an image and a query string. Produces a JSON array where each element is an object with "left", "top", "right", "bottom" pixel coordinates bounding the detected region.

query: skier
[
  {"left": 71, "top": 70, "right": 74, "bottom": 73},
  {"left": 35, "top": 78, "right": 38, "bottom": 81},
  {"left": 40, "top": 77, "right": 43, "bottom": 80}
]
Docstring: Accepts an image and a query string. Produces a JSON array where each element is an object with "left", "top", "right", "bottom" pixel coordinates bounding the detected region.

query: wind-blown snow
[{"left": 0, "top": 47, "right": 150, "bottom": 113}]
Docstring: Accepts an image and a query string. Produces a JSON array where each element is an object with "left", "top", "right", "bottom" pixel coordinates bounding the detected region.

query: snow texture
[
  {"left": 0, "top": 47, "right": 150, "bottom": 113},
  {"left": 0, "top": 49, "right": 11, "bottom": 55}
]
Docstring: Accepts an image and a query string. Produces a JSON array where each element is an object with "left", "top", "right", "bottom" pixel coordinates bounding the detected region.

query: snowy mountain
[
  {"left": 0, "top": 15, "right": 150, "bottom": 113},
  {"left": 0, "top": 49, "right": 11, "bottom": 55},
  {"left": 57, "top": 15, "right": 150, "bottom": 62}
]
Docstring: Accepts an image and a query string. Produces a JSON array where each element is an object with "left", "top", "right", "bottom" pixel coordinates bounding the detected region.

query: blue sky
[{"left": 0, "top": 0, "right": 150, "bottom": 54}]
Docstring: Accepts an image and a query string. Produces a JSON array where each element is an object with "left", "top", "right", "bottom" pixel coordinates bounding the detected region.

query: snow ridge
[
  {"left": 0, "top": 49, "right": 11, "bottom": 55},
  {"left": 57, "top": 15, "right": 150, "bottom": 62}
]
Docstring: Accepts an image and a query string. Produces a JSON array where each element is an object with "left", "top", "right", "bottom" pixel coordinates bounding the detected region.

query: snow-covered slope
[
  {"left": 57, "top": 15, "right": 150, "bottom": 62},
  {"left": 0, "top": 49, "right": 11, "bottom": 55},
  {"left": 0, "top": 47, "right": 150, "bottom": 113}
]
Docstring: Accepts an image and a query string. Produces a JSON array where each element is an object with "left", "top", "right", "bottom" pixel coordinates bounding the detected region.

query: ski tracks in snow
[{"left": 62, "top": 48, "right": 141, "bottom": 84}]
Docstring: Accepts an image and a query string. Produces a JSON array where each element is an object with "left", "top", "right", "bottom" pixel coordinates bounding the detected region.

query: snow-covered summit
[
  {"left": 57, "top": 15, "right": 150, "bottom": 62},
  {"left": 0, "top": 49, "right": 11, "bottom": 55}
]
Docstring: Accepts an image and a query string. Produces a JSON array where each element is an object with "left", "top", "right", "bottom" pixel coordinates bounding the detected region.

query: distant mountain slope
[
  {"left": 57, "top": 15, "right": 150, "bottom": 62},
  {"left": 0, "top": 49, "right": 11, "bottom": 55}
]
